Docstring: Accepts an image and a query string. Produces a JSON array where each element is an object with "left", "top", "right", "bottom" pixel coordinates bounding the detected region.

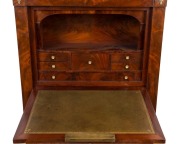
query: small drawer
[
  {"left": 111, "top": 62, "right": 142, "bottom": 70},
  {"left": 38, "top": 62, "right": 70, "bottom": 71},
  {"left": 111, "top": 52, "right": 142, "bottom": 63},
  {"left": 118, "top": 71, "right": 142, "bottom": 81},
  {"left": 72, "top": 53, "right": 109, "bottom": 71},
  {"left": 39, "top": 71, "right": 72, "bottom": 81},
  {"left": 38, "top": 51, "right": 70, "bottom": 62},
  {"left": 75, "top": 72, "right": 142, "bottom": 81}
]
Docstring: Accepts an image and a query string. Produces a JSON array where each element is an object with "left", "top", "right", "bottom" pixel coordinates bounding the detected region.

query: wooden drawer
[
  {"left": 111, "top": 52, "right": 142, "bottom": 63},
  {"left": 38, "top": 51, "right": 70, "bottom": 62},
  {"left": 118, "top": 71, "right": 142, "bottom": 81},
  {"left": 111, "top": 62, "right": 142, "bottom": 70},
  {"left": 72, "top": 53, "right": 109, "bottom": 71},
  {"left": 39, "top": 71, "right": 142, "bottom": 82},
  {"left": 76, "top": 72, "right": 142, "bottom": 81},
  {"left": 39, "top": 71, "right": 72, "bottom": 81},
  {"left": 38, "top": 62, "right": 70, "bottom": 71}
]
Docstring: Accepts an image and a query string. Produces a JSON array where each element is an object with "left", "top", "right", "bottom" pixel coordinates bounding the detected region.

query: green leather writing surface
[{"left": 25, "top": 90, "right": 154, "bottom": 134}]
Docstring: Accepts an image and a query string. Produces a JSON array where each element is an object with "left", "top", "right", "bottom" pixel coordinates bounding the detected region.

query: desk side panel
[{"left": 14, "top": 7, "right": 33, "bottom": 108}]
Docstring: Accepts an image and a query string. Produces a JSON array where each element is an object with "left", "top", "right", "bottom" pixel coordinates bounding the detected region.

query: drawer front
[
  {"left": 38, "top": 52, "right": 70, "bottom": 62},
  {"left": 111, "top": 52, "right": 142, "bottom": 63},
  {"left": 76, "top": 72, "right": 141, "bottom": 81},
  {"left": 111, "top": 62, "right": 142, "bottom": 70},
  {"left": 38, "top": 71, "right": 142, "bottom": 81},
  {"left": 38, "top": 62, "right": 70, "bottom": 71},
  {"left": 117, "top": 71, "right": 142, "bottom": 81},
  {"left": 72, "top": 53, "right": 109, "bottom": 71},
  {"left": 39, "top": 71, "right": 72, "bottom": 81}
]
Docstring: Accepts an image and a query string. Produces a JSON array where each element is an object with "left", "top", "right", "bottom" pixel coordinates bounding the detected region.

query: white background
[{"left": 0, "top": 0, "right": 179, "bottom": 143}]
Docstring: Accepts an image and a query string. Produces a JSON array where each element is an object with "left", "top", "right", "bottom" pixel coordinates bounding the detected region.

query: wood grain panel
[
  {"left": 38, "top": 51, "right": 70, "bottom": 62},
  {"left": 24, "top": 0, "right": 153, "bottom": 7},
  {"left": 14, "top": 7, "right": 33, "bottom": 108},
  {"left": 38, "top": 62, "right": 70, "bottom": 71},
  {"left": 111, "top": 62, "right": 142, "bottom": 71},
  {"left": 111, "top": 52, "right": 142, "bottom": 63},
  {"left": 72, "top": 53, "right": 109, "bottom": 71},
  {"left": 35, "top": 9, "right": 146, "bottom": 24},
  {"left": 39, "top": 71, "right": 72, "bottom": 81},
  {"left": 75, "top": 72, "right": 118, "bottom": 81},
  {"left": 38, "top": 71, "right": 142, "bottom": 82},
  {"left": 147, "top": 8, "right": 166, "bottom": 109},
  {"left": 40, "top": 14, "right": 140, "bottom": 50}
]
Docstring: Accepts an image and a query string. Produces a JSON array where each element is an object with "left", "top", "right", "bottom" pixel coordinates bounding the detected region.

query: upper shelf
[
  {"left": 38, "top": 14, "right": 143, "bottom": 51},
  {"left": 13, "top": 0, "right": 167, "bottom": 7}
]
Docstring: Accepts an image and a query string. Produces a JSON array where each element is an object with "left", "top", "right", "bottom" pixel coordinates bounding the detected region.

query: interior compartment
[{"left": 38, "top": 14, "right": 143, "bottom": 51}]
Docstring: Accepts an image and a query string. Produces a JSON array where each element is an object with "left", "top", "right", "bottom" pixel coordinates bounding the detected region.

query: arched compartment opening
[{"left": 37, "top": 14, "right": 144, "bottom": 51}]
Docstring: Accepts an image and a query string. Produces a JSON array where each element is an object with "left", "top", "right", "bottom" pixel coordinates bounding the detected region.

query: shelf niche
[{"left": 37, "top": 14, "right": 144, "bottom": 51}]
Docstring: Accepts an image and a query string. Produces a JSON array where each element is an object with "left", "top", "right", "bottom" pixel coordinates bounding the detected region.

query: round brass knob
[
  {"left": 51, "top": 55, "right": 55, "bottom": 60},
  {"left": 125, "top": 65, "right": 129, "bottom": 69},
  {"left": 124, "top": 76, "right": 129, "bottom": 80},
  {"left": 125, "top": 56, "right": 130, "bottom": 60},
  {"left": 88, "top": 60, "right": 92, "bottom": 65},
  {"left": 52, "top": 65, "right": 56, "bottom": 69},
  {"left": 52, "top": 75, "right": 56, "bottom": 80}
]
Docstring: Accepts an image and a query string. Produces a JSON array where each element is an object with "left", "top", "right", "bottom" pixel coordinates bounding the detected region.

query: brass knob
[
  {"left": 52, "top": 65, "right": 56, "bottom": 69},
  {"left": 52, "top": 75, "right": 56, "bottom": 80},
  {"left": 88, "top": 60, "right": 92, "bottom": 65},
  {"left": 124, "top": 76, "right": 129, "bottom": 80},
  {"left": 125, "top": 65, "right": 129, "bottom": 69},
  {"left": 125, "top": 56, "right": 130, "bottom": 60},
  {"left": 51, "top": 55, "right": 55, "bottom": 60}
]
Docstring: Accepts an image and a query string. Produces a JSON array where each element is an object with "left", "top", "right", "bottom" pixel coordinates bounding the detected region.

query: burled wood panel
[{"left": 15, "top": 7, "right": 33, "bottom": 108}]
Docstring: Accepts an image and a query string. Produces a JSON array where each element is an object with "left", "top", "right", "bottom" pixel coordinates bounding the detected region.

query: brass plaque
[
  {"left": 65, "top": 133, "right": 115, "bottom": 142},
  {"left": 25, "top": 90, "right": 154, "bottom": 135}
]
